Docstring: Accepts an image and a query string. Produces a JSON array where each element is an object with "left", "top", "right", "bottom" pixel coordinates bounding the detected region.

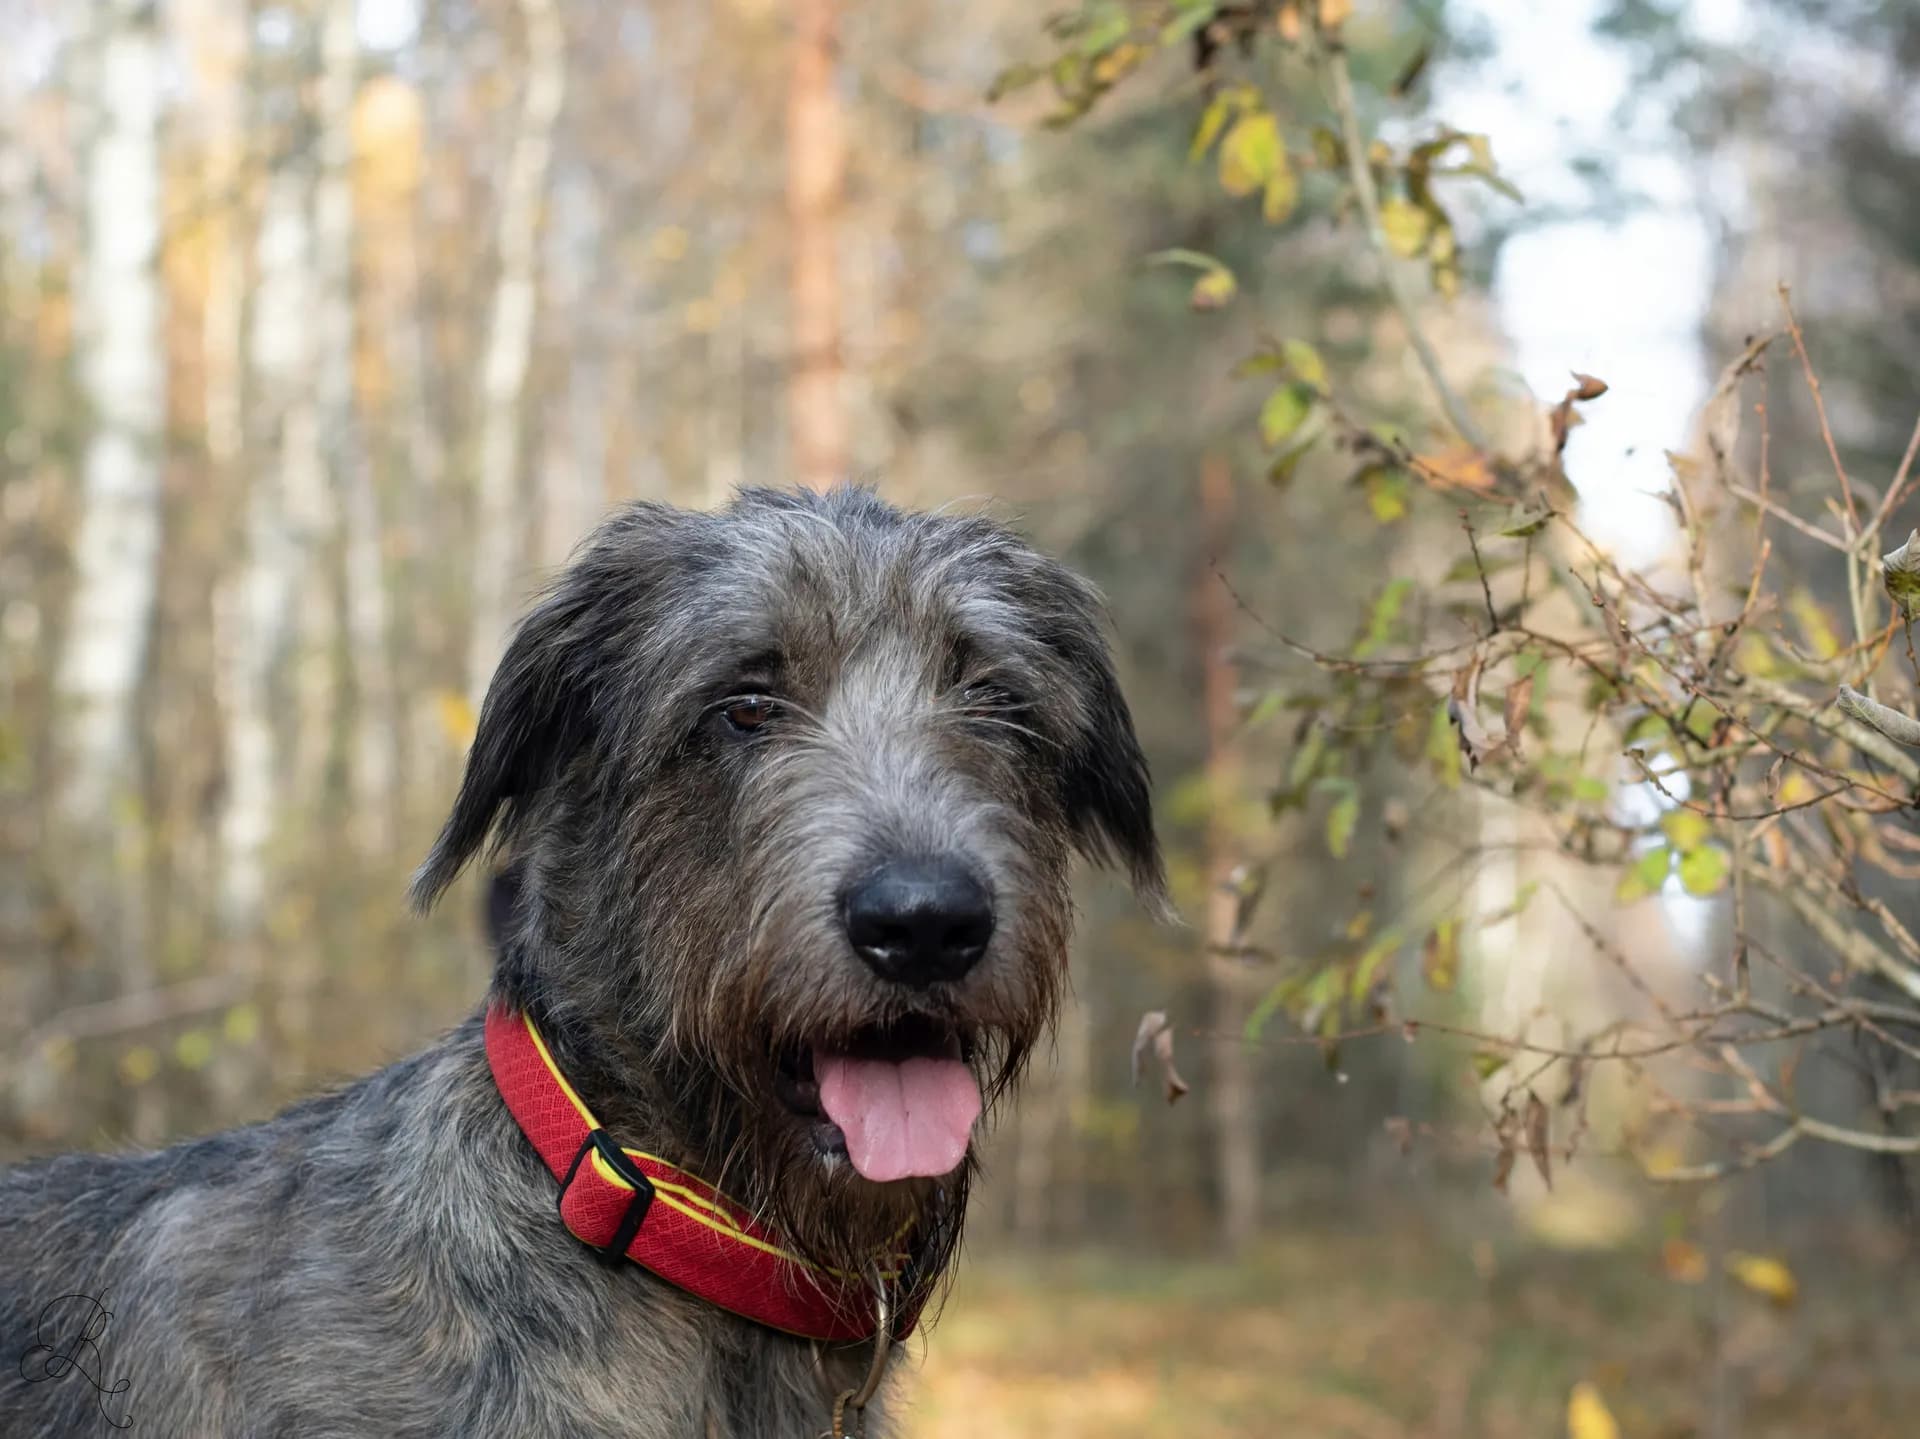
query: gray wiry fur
[{"left": 0, "top": 486, "right": 1165, "bottom": 1438}]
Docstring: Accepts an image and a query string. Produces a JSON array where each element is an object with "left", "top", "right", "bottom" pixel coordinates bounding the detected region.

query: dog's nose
[{"left": 843, "top": 857, "right": 994, "bottom": 987}]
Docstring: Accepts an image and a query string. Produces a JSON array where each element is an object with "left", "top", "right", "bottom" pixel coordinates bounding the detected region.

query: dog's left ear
[
  {"left": 410, "top": 504, "right": 675, "bottom": 912},
  {"left": 408, "top": 579, "right": 599, "bottom": 912},
  {"left": 1045, "top": 576, "right": 1172, "bottom": 921}
]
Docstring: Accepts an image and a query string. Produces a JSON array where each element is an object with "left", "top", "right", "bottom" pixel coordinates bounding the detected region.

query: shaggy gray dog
[{"left": 0, "top": 486, "right": 1164, "bottom": 1438}]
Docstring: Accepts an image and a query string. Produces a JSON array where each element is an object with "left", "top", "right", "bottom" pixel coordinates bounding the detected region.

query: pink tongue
[{"left": 815, "top": 1055, "right": 983, "bottom": 1182}]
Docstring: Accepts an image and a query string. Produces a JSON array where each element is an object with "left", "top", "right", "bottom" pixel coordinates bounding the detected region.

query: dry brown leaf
[
  {"left": 1661, "top": 1238, "right": 1708, "bottom": 1284},
  {"left": 1413, "top": 443, "right": 1498, "bottom": 493},
  {"left": 1491, "top": 1138, "right": 1516, "bottom": 1194},
  {"left": 1130, "top": 1011, "right": 1190, "bottom": 1105},
  {"left": 1502, "top": 673, "right": 1534, "bottom": 755},
  {"left": 1523, "top": 1090, "right": 1552, "bottom": 1188},
  {"left": 1448, "top": 657, "right": 1498, "bottom": 770}
]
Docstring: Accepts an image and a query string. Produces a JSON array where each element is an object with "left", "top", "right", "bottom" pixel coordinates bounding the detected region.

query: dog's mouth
[{"left": 773, "top": 1016, "right": 983, "bottom": 1184}]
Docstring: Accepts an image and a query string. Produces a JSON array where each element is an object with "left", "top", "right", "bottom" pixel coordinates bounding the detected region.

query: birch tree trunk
[
  {"left": 57, "top": 0, "right": 165, "bottom": 842},
  {"left": 218, "top": 85, "right": 318, "bottom": 949},
  {"left": 467, "top": 0, "right": 565, "bottom": 705},
  {"left": 47, "top": 0, "right": 167, "bottom": 1140},
  {"left": 786, "top": 0, "right": 846, "bottom": 493},
  {"left": 313, "top": 0, "right": 396, "bottom": 859},
  {"left": 1198, "top": 454, "right": 1262, "bottom": 1252}
]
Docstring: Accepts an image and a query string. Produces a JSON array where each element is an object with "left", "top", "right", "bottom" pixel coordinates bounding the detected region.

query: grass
[{"left": 895, "top": 1220, "right": 1919, "bottom": 1438}]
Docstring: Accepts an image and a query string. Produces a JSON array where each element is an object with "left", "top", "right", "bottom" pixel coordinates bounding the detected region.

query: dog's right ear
[{"left": 409, "top": 581, "right": 598, "bottom": 912}]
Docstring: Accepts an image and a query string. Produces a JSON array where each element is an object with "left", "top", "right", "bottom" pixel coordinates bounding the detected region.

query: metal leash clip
[{"left": 822, "top": 1274, "right": 892, "bottom": 1439}]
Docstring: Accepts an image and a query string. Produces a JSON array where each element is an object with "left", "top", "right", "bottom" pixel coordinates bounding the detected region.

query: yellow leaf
[
  {"left": 1219, "top": 112, "right": 1282, "bottom": 197},
  {"left": 1379, "top": 196, "right": 1431, "bottom": 257},
  {"left": 1567, "top": 1381, "right": 1620, "bottom": 1439},
  {"left": 223, "top": 1003, "right": 262, "bottom": 1046},
  {"left": 1262, "top": 162, "right": 1299, "bottom": 223},
  {"left": 119, "top": 1046, "right": 160, "bottom": 1087},
  {"left": 174, "top": 1029, "right": 215, "bottom": 1072},
  {"left": 1659, "top": 809, "right": 1710, "bottom": 853},
  {"left": 436, "top": 690, "right": 479, "bottom": 747},
  {"left": 1726, "top": 1251, "right": 1798, "bottom": 1306}
]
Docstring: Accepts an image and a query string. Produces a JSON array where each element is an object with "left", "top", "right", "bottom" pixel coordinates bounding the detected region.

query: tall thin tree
[
  {"left": 785, "top": 0, "right": 847, "bottom": 492},
  {"left": 467, "top": 0, "right": 565, "bottom": 705}
]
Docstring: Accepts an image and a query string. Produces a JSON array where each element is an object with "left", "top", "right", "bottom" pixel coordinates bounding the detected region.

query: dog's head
[{"left": 417, "top": 487, "right": 1164, "bottom": 1275}]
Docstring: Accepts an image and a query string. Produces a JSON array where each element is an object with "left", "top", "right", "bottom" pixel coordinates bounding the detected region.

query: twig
[
  {"left": 18, "top": 974, "right": 251, "bottom": 1060},
  {"left": 1318, "top": 40, "right": 1494, "bottom": 455},
  {"left": 1779, "top": 283, "right": 1858, "bottom": 531}
]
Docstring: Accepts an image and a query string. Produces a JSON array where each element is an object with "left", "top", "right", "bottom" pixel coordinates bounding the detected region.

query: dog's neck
[{"left": 432, "top": 1009, "right": 894, "bottom": 1437}]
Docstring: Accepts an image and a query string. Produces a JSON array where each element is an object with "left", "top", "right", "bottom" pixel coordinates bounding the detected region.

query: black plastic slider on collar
[{"left": 558, "top": 1127, "right": 656, "bottom": 1261}]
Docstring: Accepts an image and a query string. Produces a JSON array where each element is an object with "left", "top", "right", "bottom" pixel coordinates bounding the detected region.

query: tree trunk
[
  {"left": 52, "top": 0, "right": 167, "bottom": 1140},
  {"left": 57, "top": 0, "right": 165, "bottom": 843},
  {"left": 218, "top": 40, "right": 320, "bottom": 976},
  {"left": 1197, "top": 453, "right": 1261, "bottom": 1252},
  {"left": 314, "top": 0, "right": 396, "bottom": 860},
  {"left": 785, "top": 0, "right": 846, "bottom": 493},
  {"left": 467, "top": 0, "right": 565, "bottom": 705}
]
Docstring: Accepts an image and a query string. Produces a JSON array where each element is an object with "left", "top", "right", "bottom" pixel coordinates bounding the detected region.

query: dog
[{"left": 0, "top": 486, "right": 1165, "bottom": 1437}]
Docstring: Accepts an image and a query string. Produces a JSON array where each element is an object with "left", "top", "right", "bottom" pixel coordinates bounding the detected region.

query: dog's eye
[{"left": 721, "top": 696, "right": 780, "bottom": 733}]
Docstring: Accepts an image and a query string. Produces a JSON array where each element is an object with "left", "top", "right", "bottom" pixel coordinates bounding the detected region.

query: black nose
[{"left": 843, "top": 857, "right": 994, "bottom": 987}]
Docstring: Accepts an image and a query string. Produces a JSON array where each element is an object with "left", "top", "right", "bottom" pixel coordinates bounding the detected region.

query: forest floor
[{"left": 897, "top": 1219, "right": 1919, "bottom": 1438}]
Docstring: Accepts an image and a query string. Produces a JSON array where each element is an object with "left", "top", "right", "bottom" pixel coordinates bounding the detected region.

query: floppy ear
[
  {"left": 409, "top": 580, "right": 599, "bottom": 911},
  {"left": 1029, "top": 562, "right": 1171, "bottom": 919},
  {"left": 1060, "top": 641, "right": 1172, "bottom": 920}
]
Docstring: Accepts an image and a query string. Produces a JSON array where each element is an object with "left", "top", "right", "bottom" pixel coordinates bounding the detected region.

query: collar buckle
[{"left": 559, "top": 1127, "right": 656, "bottom": 1261}]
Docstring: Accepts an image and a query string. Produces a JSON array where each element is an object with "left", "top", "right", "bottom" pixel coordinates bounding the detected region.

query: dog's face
[{"left": 417, "top": 488, "right": 1164, "bottom": 1273}]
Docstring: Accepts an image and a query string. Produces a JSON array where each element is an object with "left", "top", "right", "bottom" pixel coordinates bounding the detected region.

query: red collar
[{"left": 484, "top": 1004, "right": 914, "bottom": 1343}]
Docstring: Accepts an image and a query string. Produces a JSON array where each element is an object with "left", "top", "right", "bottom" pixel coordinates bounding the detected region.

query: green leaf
[
  {"left": 1245, "top": 978, "right": 1297, "bottom": 1044},
  {"left": 1267, "top": 436, "right": 1317, "bottom": 487},
  {"left": 987, "top": 63, "right": 1045, "bottom": 103},
  {"left": 1282, "top": 338, "right": 1329, "bottom": 393},
  {"left": 1260, "top": 383, "right": 1314, "bottom": 446},
  {"left": 1077, "top": 5, "right": 1132, "bottom": 56},
  {"left": 1245, "top": 690, "right": 1286, "bottom": 729},
  {"left": 1288, "top": 724, "right": 1327, "bottom": 788},
  {"left": 1624, "top": 712, "right": 1670, "bottom": 748},
  {"left": 1322, "top": 779, "right": 1360, "bottom": 859},
  {"left": 1191, "top": 92, "right": 1233, "bottom": 160},
  {"left": 1161, "top": 1, "right": 1219, "bottom": 46},
  {"left": 1660, "top": 809, "right": 1711, "bottom": 854},
  {"left": 1572, "top": 775, "right": 1611, "bottom": 803},
  {"left": 1683, "top": 699, "right": 1725, "bottom": 744},
  {"left": 1351, "top": 929, "right": 1402, "bottom": 1001},
  {"left": 1678, "top": 845, "right": 1730, "bottom": 897},
  {"left": 1616, "top": 845, "right": 1673, "bottom": 904},
  {"left": 1364, "top": 465, "right": 1411, "bottom": 523},
  {"left": 1219, "top": 112, "right": 1282, "bottom": 197},
  {"left": 1472, "top": 1050, "right": 1509, "bottom": 1081},
  {"left": 1355, "top": 578, "right": 1413, "bottom": 658},
  {"left": 1427, "top": 700, "right": 1462, "bottom": 789}
]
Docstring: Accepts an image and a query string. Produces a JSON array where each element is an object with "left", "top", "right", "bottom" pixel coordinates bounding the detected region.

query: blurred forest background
[{"left": 8, "top": 0, "right": 1920, "bottom": 1434}]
